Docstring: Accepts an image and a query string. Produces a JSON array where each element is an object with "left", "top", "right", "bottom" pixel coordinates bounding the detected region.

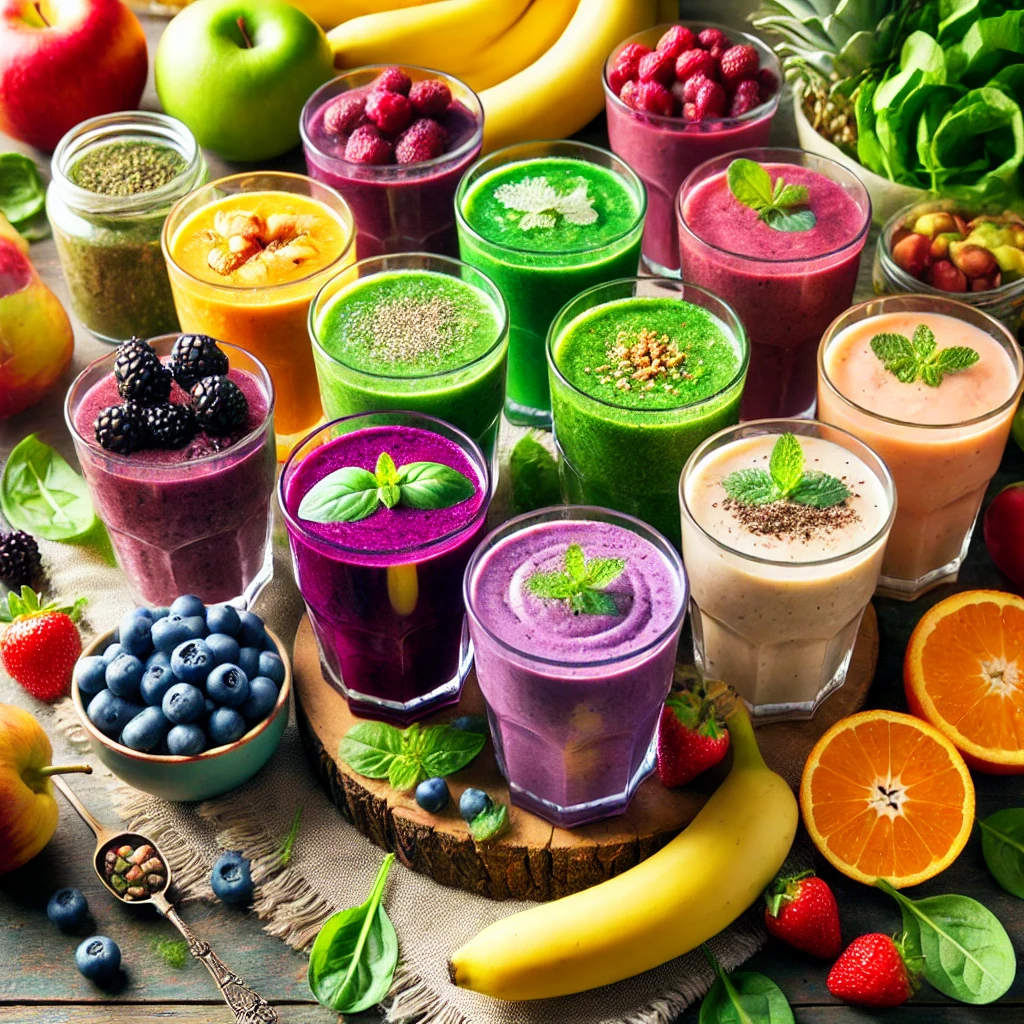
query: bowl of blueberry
[{"left": 71, "top": 596, "right": 290, "bottom": 801}]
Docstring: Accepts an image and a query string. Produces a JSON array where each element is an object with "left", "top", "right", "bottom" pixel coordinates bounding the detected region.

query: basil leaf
[
  {"left": 762, "top": 207, "right": 816, "bottom": 232},
  {"left": 340, "top": 722, "right": 404, "bottom": 779},
  {"left": 308, "top": 854, "right": 398, "bottom": 1013},
  {"left": 387, "top": 753, "right": 422, "bottom": 792},
  {"left": 564, "top": 542, "right": 586, "bottom": 582},
  {"left": 771, "top": 182, "right": 809, "bottom": 209},
  {"left": 722, "top": 469, "right": 777, "bottom": 505},
  {"left": 12, "top": 207, "right": 49, "bottom": 241},
  {"left": 584, "top": 557, "right": 625, "bottom": 589},
  {"left": 979, "top": 809, "right": 1024, "bottom": 898},
  {"left": 420, "top": 725, "right": 486, "bottom": 777},
  {"left": 877, "top": 879, "right": 1016, "bottom": 1004},
  {"left": 377, "top": 483, "right": 400, "bottom": 509},
  {"left": 527, "top": 571, "right": 575, "bottom": 599},
  {"left": 769, "top": 433, "right": 804, "bottom": 495},
  {"left": 375, "top": 452, "right": 398, "bottom": 486},
  {"left": 0, "top": 153, "right": 45, "bottom": 227},
  {"left": 727, "top": 158, "right": 775, "bottom": 212},
  {"left": 396, "top": 461, "right": 475, "bottom": 511},
  {"left": 298, "top": 467, "right": 379, "bottom": 524},
  {"left": 700, "top": 944, "right": 794, "bottom": 1024},
  {"left": 571, "top": 589, "right": 619, "bottom": 616},
  {"left": 788, "top": 471, "right": 852, "bottom": 509},
  {"left": 469, "top": 802, "right": 508, "bottom": 842}
]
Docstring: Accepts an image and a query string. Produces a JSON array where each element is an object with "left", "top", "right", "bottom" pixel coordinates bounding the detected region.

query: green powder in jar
[{"left": 70, "top": 141, "right": 187, "bottom": 197}]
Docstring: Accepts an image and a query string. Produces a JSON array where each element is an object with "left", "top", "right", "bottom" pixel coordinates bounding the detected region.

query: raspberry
[
  {"left": 683, "top": 101, "right": 697, "bottom": 120},
  {"left": 719, "top": 44, "right": 759, "bottom": 86},
  {"left": 608, "top": 57, "right": 638, "bottom": 94},
  {"left": 344, "top": 125, "right": 394, "bottom": 165},
  {"left": 395, "top": 118, "right": 447, "bottom": 163},
  {"left": 638, "top": 49, "right": 675, "bottom": 86},
  {"left": 637, "top": 79, "right": 675, "bottom": 116},
  {"left": 670, "top": 80, "right": 687, "bottom": 106},
  {"left": 694, "top": 77, "right": 727, "bottom": 119},
  {"left": 322, "top": 94, "right": 366, "bottom": 136},
  {"left": 681, "top": 72, "right": 708, "bottom": 103},
  {"left": 619, "top": 79, "right": 641, "bottom": 110},
  {"left": 365, "top": 89, "right": 413, "bottom": 134},
  {"left": 758, "top": 67, "right": 780, "bottom": 100},
  {"left": 698, "top": 27, "right": 730, "bottom": 50},
  {"left": 729, "top": 79, "right": 763, "bottom": 117},
  {"left": 675, "top": 48, "right": 716, "bottom": 82},
  {"left": 616, "top": 42, "right": 651, "bottom": 65},
  {"left": 409, "top": 78, "right": 452, "bottom": 117},
  {"left": 371, "top": 66, "right": 411, "bottom": 95},
  {"left": 656, "top": 25, "right": 695, "bottom": 58},
  {"left": 709, "top": 43, "right": 725, "bottom": 61}
]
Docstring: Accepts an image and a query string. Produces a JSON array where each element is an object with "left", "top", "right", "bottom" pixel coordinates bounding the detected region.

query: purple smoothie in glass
[
  {"left": 281, "top": 413, "right": 490, "bottom": 723},
  {"left": 465, "top": 507, "right": 687, "bottom": 828},
  {"left": 301, "top": 66, "right": 483, "bottom": 260}
]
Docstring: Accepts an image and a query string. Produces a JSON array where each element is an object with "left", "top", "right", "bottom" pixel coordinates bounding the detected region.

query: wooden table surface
[{"left": 2, "top": 3, "right": 1023, "bottom": 1022}]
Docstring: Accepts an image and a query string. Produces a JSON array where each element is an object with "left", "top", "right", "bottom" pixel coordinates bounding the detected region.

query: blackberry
[
  {"left": 114, "top": 337, "right": 172, "bottom": 406},
  {"left": 169, "top": 334, "right": 229, "bottom": 390},
  {"left": 190, "top": 376, "right": 249, "bottom": 436},
  {"left": 143, "top": 403, "right": 197, "bottom": 449},
  {"left": 94, "top": 404, "right": 144, "bottom": 454},
  {"left": 0, "top": 530, "right": 41, "bottom": 588}
]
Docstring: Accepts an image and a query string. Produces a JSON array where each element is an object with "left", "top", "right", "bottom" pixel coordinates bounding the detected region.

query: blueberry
[
  {"left": 206, "top": 604, "right": 240, "bottom": 636},
  {"left": 206, "top": 664, "right": 250, "bottom": 707},
  {"left": 237, "top": 646, "right": 261, "bottom": 680},
  {"left": 46, "top": 887, "right": 88, "bottom": 931},
  {"left": 87, "top": 690, "right": 142, "bottom": 738},
  {"left": 151, "top": 615, "right": 193, "bottom": 653},
  {"left": 151, "top": 606, "right": 170, "bottom": 621},
  {"left": 210, "top": 851, "right": 253, "bottom": 906},
  {"left": 206, "top": 633, "right": 240, "bottom": 667},
  {"left": 170, "top": 639, "right": 214, "bottom": 683},
  {"left": 105, "top": 653, "right": 144, "bottom": 699},
  {"left": 262, "top": 633, "right": 277, "bottom": 652},
  {"left": 118, "top": 611, "right": 153, "bottom": 658},
  {"left": 450, "top": 715, "right": 488, "bottom": 734},
  {"left": 120, "top": 706, "right": 169, "bottom": 752},
  {"left": 167, "top": 723, "right": 206, "bottom": 756},
  {"left": 256, "top": 651, "right": 284, "bottom": 685},
  {"left": 180, "top": 614, "right": 208, "bottom": 641},
  {"left": 140, "top": 652, "right": 174, "bottom": 706},
  {"left": 74, "top": 656, "right": 107, "bottom": 696},
  {"left": 101, "top": 642, "right": 127, "bottom": 665},
  {"left": 415, "top": 777, "right": 450, "bottom": 813},
  {"left": 236, "top": 610, "right": 265, "bottom": 648},
  {"left": 161, "top": 682, "right": 206, "bottom": 725},
  {"left": 239, "top": 677, "right": 278, "bottom": 723},
  {"left": 208, "top": 707, "right": 246, "bottom": 747},
  {"left": 204, "top": 697, "right": 216, "bottom": 716},
  {"left": 170, "top": 594, "right": 205, "bottom": 618},
  {"left": 459, "top": 788, "right": 491, "bottom": 823},
  {"left": 75, "top": 936, "right": 121, "bottom": 983}
]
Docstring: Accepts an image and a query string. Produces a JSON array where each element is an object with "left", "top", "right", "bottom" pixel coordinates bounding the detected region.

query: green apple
[
  {"left": 155, "top": 0, "right": 333, "bottom": 162},
  {"left": 1013, "top": 397, "right": 1024, "bottom": 454}
]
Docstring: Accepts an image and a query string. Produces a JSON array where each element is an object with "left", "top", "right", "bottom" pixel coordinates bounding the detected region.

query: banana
[
  {"left": 449, "top": 701, "right": 798, "bottom": 1001},
  {"left": 283, "top": 0, "right": 440, "bottom": 33},
  {"left": 478, "top": 0, "right": 657, "bottom": 152}
]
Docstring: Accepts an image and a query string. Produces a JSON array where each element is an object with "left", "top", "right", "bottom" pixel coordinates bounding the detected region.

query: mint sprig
[
  {"left": 527, "top": 543, "right": 625, "bottom": 616},
  {"left": 722, "top": 433, "right": 852, "bottom": 509},
  {"left": 726, "top": 158, "right": 816, "bottom": 233},
  {"left": 870, "top": 323, "right": 979, "bottom": 387}
]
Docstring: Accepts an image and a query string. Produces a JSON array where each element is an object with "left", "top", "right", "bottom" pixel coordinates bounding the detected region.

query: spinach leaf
[
  {"left": 978, "top": 808, "right": 1024, "bottom": 898},
  {"left": 876, "top": 879, "right": 1016, "bottom": 1004},
  {"left": 699, "top": 945, "right": 794, "bottom": 1024},
  {"left": 509, "top": 432, "right": 560, "bottom": 516},
  {"left": 308, "top": 854, "right": 398, "bottom": 1013}
]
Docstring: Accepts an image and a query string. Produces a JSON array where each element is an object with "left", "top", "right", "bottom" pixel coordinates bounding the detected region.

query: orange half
[{"left": 800, "top": 709, "right": 975, "bottom": 887}]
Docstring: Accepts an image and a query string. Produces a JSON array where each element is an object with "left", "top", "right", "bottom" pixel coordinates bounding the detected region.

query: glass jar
[{"left": 47, "top": 111, "right": 207, "bottom": 344}]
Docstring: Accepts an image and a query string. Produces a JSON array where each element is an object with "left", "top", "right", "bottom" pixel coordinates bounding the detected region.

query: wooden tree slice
[{"left": 293, "top": 606, "right": 878, "bottom": 902}]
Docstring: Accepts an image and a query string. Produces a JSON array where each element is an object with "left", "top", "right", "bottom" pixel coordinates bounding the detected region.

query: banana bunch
[{"left": 449, "top": 700, "right": 798, "bottom": 1000}]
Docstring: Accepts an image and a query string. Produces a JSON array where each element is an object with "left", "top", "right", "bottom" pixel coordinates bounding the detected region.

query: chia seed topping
[
  {"left": 722, "top": 494, "right": 860, "bottom": 541},
  {"left": 356, "top": 295, "right": 472, "bottom": 367},
  {"left": 70, "top": 142, "right": 186, "bottom": 197},
  {"left": 583, "top": 326, "right": 692, "bottom": 397}
]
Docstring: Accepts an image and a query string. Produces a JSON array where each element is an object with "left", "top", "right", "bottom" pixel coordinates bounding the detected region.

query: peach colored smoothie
[{"left": 818, "top": 298, "right": 1022, "bottom": 599}]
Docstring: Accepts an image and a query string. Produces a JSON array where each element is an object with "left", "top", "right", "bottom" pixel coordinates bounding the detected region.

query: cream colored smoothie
[
  {"left": 680, "top": 423, "right": 894, "bottom": 718},
  {"left": 818, "top": 297, "right": 1022, "bottom": 599}
]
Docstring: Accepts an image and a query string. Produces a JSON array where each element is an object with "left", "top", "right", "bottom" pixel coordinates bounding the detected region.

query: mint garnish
[
  {"left": 870, "top": 323, "right": 979, "bottom": 387},
  {"left": 726, "top": 158, "right": 816, "bottom": 233},
  {"left": 494, "top": 176, "right": 597, "bottom": 230},
  {"left": 527, "top": 543, "right": 625, "bottom": 616},
  {"left": 298, "top": 451, "right": 475, "bottom": 524},
  {"left": 722, "top": 433, "right": 851, "bottom": 509}
]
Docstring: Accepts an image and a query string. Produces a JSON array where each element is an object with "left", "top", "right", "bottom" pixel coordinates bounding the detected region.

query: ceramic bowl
[{"left": 72, "top": 626, "right": 290, "bottom": 802}]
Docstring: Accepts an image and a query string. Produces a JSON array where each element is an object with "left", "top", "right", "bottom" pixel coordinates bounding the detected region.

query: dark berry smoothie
[
  {"left": 282, "top": 414, "right": 489, "bottom": 723},
  {"left": 465, "top": 509, "right": 687, "bottom": 828}
]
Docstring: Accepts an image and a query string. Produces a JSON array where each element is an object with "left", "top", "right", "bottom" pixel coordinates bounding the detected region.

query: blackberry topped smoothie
[{"left": 465, "top": 506, "right": 686, "bottom": 827}]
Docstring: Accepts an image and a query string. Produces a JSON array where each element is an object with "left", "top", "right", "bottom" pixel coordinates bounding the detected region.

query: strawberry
[
  {"left": 675, "top": 48, "right": 716, "bottom": 83},
  {"left": 729, "top": 79, "right": 763, "bottom": 117},
  {"left": 656, "top": 25, "right": 695, "bottom": 59},
  {"left": 344, "top": 125, "right": 394, "bottom": 165},
  {"left": 638, "top": 49, "right": 675, "bottom": 86},
  {"left": 636, "top": 80, "right": 675, "bottom": 116},
  {"left": 371, "top": 66, "right": 411, "bottom": 95},
  {"left": 764, "top": 871, "right": 842, "bottom": 959},
  {"left": 719, "top": 44, "right": 760, "bottom": 87},
  {"left": 694, "top": 78, "right": 727, "bottom": 119},
  {"left": 0, "top": 587, "right": 85, "bottom": 702},
  {"left": 322, "top": 94, "right": 366, "bottom": 136},
  {"left": 409, "top": 79, "right": 451, "bottom": 117},
  {"left": 827, "top": 934, "right": 918, "bottom": 1007},
  {"left": 698, "top": 26, "right": 730, "bottom": 50},
  {"left": 365, "top": 89, "right": 413, "bottom": 134},
  {"left": 655, "top": 687, "right": 730, "bottom": 787},
  {"left": 395, "top": 118, "right": 447, "bottom": 163}
]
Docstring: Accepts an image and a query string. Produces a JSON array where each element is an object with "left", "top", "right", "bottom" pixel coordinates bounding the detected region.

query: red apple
[
  {"left": 0, "top": 0, "right": 148, "bottom": 151},
  {"left": 983, "top": 481, "right": 1024, "bottom": 589}
]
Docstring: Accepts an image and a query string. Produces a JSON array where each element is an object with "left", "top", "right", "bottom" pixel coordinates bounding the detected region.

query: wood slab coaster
[{"left": 293, "top": 605, "right": 878, "bottom": 902}]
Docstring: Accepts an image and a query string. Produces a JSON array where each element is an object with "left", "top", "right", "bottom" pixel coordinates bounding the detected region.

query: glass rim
[
  {"left": 278, "top": 410, "right": 491, "bottom": 558},
  {"left": 308, "top": 252, "right": 510, "bottom": 383},
  {"left": 676, "top": 146, "right": 872, "bottom": 265},
  {"left": 545, "top": 276, "right": 750, "bottom": 414},
  {"left": 454, "top": 138, "right": 648, "bottom": 259},
  {"left": 817, "top": 293, "right": 1024, "bottom": 430},
  {"left": 679, "top": 417, "right": 898, "bottom": 569},
  {"left": 64, "top": 335, "right": 276, "bottom": 470},
  {"left": 299, "top": 64, "right": 484, "bottom": 175},
  {"left": 161, "top": 171, "right": 356, "bottom": 293},
  {"left": 463, "top": 504, "right": 688, "bottom": 670}
]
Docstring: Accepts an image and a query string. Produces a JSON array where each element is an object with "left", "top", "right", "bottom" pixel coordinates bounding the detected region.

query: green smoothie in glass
[
  {"left": 548, "top": 278, "right": 747, "bottom": 547},
  {"left": 456, "top": 140, "right": 646, "bottom": 427},
  {"left": 310, "top": 253, "right": 508, "bottom": 455}
]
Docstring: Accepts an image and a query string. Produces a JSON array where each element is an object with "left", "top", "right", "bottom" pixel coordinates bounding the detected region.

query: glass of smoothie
[
  {"left": 309, "top": 253, "right": 508, "bottom": 459},
  {"left": 65, "top": 336, "right": 276, "bottom": 607},
  {"left": 456, "top": 140, "right": 646, "bottom": 427},
  {"left": 301, "top": 65, "right": 483, "bottom": 260},
  {"left": 680, "top": 420, "right": 895, "bottom": 719},
  {"left": 548, "top": 277, "right": 747, "bottom": 548},
  {"left": 678, "top": 148, "right": 871, "bottom": 420},
  {"left": 604, "top": 22, "right": 781, "bottom": 278},
  {"left": 281, "top": 411, "right": 490, "bottom": 723},
  {"left": 818, "top": 294, "right": 1023, "bottom": 599},
  {"left": 464, "top": 505, "right": 687, "bottom": 827},
  {"left": 162, "top": 172, "right": 356, "bottom": 460}
]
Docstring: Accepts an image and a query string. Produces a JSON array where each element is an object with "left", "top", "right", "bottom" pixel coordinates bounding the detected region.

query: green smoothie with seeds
[{"left": 548, "top": 279, "right": 748, "bottom": 547}]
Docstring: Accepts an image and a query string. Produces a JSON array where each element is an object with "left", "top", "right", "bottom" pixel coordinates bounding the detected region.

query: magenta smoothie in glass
[
  {"left": 282, "top": 412, "right": 489, "bottom": 723},
  {"left": 678, "top": 148, "right": 870, "bottom": 419},
  {"left": 301, "top": 65, "right": 483, "bottom": 260},
  {"left": 465, "top": 507, "right": 686, "bottom": 828},
  {"left": 66, "top": 335, "right": 276, "bottom": 607},
  {"left": 604, "top": 22, "right": 781, "bottom": 277}
]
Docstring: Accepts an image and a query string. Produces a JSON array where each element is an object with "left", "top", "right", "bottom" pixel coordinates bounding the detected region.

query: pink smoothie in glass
[{"left": 678, "top": 149, "right": 870, "bottom": 419}]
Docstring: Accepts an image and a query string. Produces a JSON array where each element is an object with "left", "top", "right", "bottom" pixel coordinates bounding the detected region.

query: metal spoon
[{"left": 51, "top": 774, "right": 278, "bottom": 1024}]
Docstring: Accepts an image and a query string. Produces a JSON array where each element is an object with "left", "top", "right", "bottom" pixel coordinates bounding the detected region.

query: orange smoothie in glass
[
  {"left": 163, "top": 173, "right": 355, "bottom": 458},
  {"left": 818, "top": 295, "right": 1023, "bottom": 599}
]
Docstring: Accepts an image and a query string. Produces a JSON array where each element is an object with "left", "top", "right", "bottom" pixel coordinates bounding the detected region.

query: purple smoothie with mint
[
  {"left": 282, "top": 414, "right": 489, "bottom": 723},
  {"left": 465, "top": 508, "right": 687, "bottom": 828}
]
